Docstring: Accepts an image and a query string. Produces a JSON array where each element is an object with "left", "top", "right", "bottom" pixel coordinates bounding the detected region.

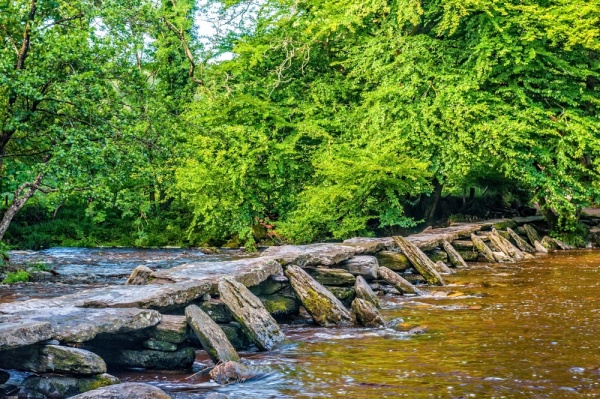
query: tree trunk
[
  {"left": 424, "top": 178, "right": 443, "bottom": 223},
  {"left": 0, "top": 173, "right": 48, "bottom": 242}
]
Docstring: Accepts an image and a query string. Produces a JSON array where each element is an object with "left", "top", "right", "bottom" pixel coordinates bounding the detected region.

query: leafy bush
[{"left": 2, "top": 270, "right": 30, "bottom": 284}]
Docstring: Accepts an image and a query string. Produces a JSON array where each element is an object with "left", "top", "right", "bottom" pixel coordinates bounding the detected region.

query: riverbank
[{"left": 0, "top": 216, "right": 597, "bottom": 398}]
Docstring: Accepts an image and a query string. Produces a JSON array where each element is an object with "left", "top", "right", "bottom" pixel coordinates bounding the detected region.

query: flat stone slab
[
  {"left": 186, "top": 305, "right": 240, "bottom": 363},
  {"left": 261, "top": 243, "right": 358, "bottom": 266},
  {"left": 0, "top": 281, "right": 213, "bottom": 312},
  {"left": 153, "top": 257, "right": 282, "bottom": 288},
  {"left": 0, "top": 307, "right": 161, "bottom": 343},
  {"left": 0, "top": 321, "right": 53, "bottom": 351},
  {"left": 343, "top": 237, "right": 396, "bottom": 253}
]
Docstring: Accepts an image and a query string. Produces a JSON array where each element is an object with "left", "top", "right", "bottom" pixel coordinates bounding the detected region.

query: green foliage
[{"left": 2, "top": 270, "right": 29, "bottom": 284}]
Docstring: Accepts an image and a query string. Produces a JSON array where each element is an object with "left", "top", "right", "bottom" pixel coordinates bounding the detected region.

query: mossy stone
[{"left": 259, "top": 294, "right": 300, "bottom": 317}]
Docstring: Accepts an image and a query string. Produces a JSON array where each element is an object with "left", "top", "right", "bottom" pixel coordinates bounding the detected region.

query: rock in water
[
  {"left": 506, "top": 228, "right": 536, "bottom": 253},
  {"left": 0, "top": 322, "right": 53, "bottom": 351},
  {"left": 377, "top": 267, "right": 422, "bottom": 295},
  {"left": 306, "top": 267, "right": 356, "bottom": 286},
  {"left": 338, "top": 256, "right": 379, "bottom": 280},
  {"left": 42, "top": 345, "right": 107, "bottom": 375},
  {"left": 69, "top": 383, "right": 171, "bottom": 399},
  {"left": 471, "top": 234, "right": 496, "bottom": 262},
  {"left": 442, "top": 241, "right": 468, "bottom": 268},
  {"left": 125, "top": 265, "right": 154, "bottom": 285},
  {"left": 351, "top": 298, "right": 387, "bottom": 328},
  {"left": 488, "top": 229, "right": 525, "bottom": 260},
  {"left": 541, "top": 236, "right": 573, "bottom": 250},
  {"left": 210, "top": 361, "right": 255, "bottom": 385},
  {"left": 392, "top": 236, "right": 444, "bottom": 286},
  {"left": 354, "top": 276, "right": 380, "bottom": 308},
  {"left": 185, "top": 305, "right": 240, "bottom": 363},
  {"left": 150, "top": 315, "right": 188, "bottom": 344},
  {"left": 523, "top": 224, "right": 541, "bottom": 246},
  {"left": 285, "top": 265, "right": 354, "bottom": 326},
  {"left": 376, "top": 251, "right": 412, "bottom": 271},
  {"left": 218, "top": 278, "right": 285, "bottom": 351},
  {"left": 434, "top": 261, "right": 455, "bottom": 275},
  {"left": 534, "top": 240, "right": 548, "bottom": 253},
  {"left": 20, "top": 373, "right": 119, "bottom": 398}
]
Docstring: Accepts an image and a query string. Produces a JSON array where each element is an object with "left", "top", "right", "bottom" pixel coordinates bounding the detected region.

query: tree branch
[{"left": 164, "top": 19, "right": 204, "bottom": 85}]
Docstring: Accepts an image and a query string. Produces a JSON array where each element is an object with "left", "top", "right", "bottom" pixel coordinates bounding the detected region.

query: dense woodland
[{"left": 1, "top": 0, "right": 599, "bottom": 251}]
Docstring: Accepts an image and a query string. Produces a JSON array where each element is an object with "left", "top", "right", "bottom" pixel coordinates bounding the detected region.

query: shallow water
[
  {"left": 4, "top": 248, "right": 600, "bottom": 398},
  {"left": 1, "top": 247, "right": 247, "bottom": 303},
  {"left": 121, "top": 250, "right": 600, "bottom": 398}
]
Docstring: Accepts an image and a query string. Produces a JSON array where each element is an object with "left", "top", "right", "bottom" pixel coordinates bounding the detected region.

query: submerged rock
[
  {"left": 377, "top": 266, "right": 422, "bottom": 295},
  {"left": 354, "top": 276, "right": 380, "bottom": 308},
  {"left": 185, "top": 304, "right": 240, "bottom": 363},
  {"left": 210, "top": 361, "right": 255, "bottom": 385},
  {"left": 69, "top": 382, "right": 170, "bottom": 399},
  {"left": 20, "top": 373, "right": 119, "bottom": 399},
  {"left": 218, "top": 278, "right": 285, "bottom": 351},
  {"left": 351, "top": 298, "right": 387, "bottom": 328},
  {"left": 285, "top": 265, "right": 354, "bottom": 326},
  {"left": 338, "top": 256, "right": 379, "bottom": 280}
]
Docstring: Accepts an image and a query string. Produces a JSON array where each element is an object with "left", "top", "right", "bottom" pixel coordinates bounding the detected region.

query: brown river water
[{"left": 3, "top": 249, "right": 600, "bottom": 398}]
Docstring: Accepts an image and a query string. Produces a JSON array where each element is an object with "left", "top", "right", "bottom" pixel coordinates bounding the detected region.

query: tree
[
  {"left": 0, "top": 0, "right": 200, "bottom": 243},
  {"left": 178, "top": 0, "right": 600, "bottom": 244}
]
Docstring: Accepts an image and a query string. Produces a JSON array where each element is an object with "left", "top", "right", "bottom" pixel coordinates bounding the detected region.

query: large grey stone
[
  {"left": 209, "top": 361, "right": 256, "bottom": 385},
  {"left": 153, "top": 258, "right": 283, "bottom": 289},
  {"left": 261, "top": 244, "right": 358, "bottom": 266},
  {"left": 306, "top": 267, "right": 356, "bottom": 286},
  {"left": 218, "top": 278, "right": 285, "bottom": 351},
  {"left": 351, "top": 298, "right": 386, "bottom": 328},
  {"left": 442, "top": 240, "right": 468, "bottom": 268},
  {"left": 377, "top": 266, "right": 422, "bottom": 295},
  {"left": 93, "top": 347, "right": 195, "bottom": 370},
  {"left": 41, "top": 345, "right": 107, "bottom": 374},
  {"left": 0, "top": 321, "right": 53, "bottom": 351},
  {"left": 20, "top": 373, "right": 119, "bottom": 399},
  {"left": 285, "top": 265, "right": 354, "bottom": 327},
  {"left": 70, "top": 382, "right": 171, "bottom": 399},
  {"left": 0, "top": 307, "right": 160, "bottom": 344},
  {"left": 376, "top": 251, "right": 412, "bottom": 271},
  {"left": 342, "top": 237, "right": 396, "bottom": 253},
  {"left": 185, "top": 305, "right": 240, "bottom": 363},
  {"left": 150, "top": 315, "right": 188, "bottom": 344},
  {"left": 338, "top": 256, "right": 379, "bottom": 280},
  {"left": 259, "top": 295, "right": 301, "bottom": 318},
  {"left": 199, "top": 299, "right": 234, "bottom": 323},
  {"left": 125, "top": 265, "right": 154, "bottom": 285},
  {"left": 354, "top": 276, "right": 379, "bottom": 308},
  {"left": 392, "top": 236, "right": 444, "bottom": 286}
]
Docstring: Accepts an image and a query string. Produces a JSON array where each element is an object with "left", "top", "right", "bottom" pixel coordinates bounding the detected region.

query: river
[{"left": 3, "top": 248, "right": 600, "bottom": 398}]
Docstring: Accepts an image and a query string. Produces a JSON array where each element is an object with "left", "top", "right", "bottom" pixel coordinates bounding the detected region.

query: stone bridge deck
[{"left": 0, "top": 216, "right": 542, "bottom": 351}]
